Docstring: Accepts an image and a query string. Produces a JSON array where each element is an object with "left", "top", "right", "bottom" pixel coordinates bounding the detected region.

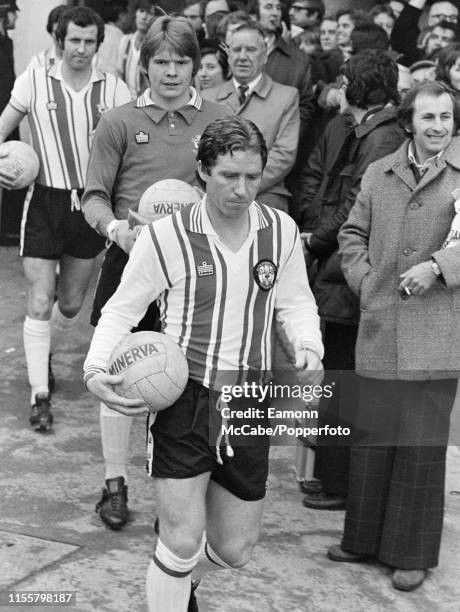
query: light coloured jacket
[
  {"left": 202, "top": 73, "right": 299, "bottom": 200},
  {"left": 339, "top": 137, "right": 460, "bottom": 380}
]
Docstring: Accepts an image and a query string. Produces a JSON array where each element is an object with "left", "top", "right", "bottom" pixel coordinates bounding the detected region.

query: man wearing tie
[{"left": 202, "top": 21, "right": 299, "bottom": 213}]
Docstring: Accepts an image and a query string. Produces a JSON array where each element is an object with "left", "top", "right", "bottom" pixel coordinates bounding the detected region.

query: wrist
[
  {"left": 430, "top": 259, "right": 442, "bottom": 277},
  {"left": 106, "top": 219, "right": 119, "bottom": 241}
]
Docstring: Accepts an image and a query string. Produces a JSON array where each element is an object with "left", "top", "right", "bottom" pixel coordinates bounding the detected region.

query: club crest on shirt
[
  {"left": 197, "top": 261, "right": 214, "bottom": 276},
  {"left": 253, "top": 259, "right": 277, "bottom": 291},
  {"left": 135, "top": 130, "right": 149, "bottom": 144}
]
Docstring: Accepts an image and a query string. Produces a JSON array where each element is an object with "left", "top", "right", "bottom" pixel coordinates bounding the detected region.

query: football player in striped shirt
[
  {"left": 82, "top": 15, "right": 230, "bottom": 533},
  {"left": 84, "top": 116, "right": 324, "bottom": 612},
  {"left": 0, "top": 6, "right": 131, "bottom": 432}
]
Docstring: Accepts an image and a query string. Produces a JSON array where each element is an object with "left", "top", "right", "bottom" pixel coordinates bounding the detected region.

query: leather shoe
[
  {"left": 303, "top": 491, "right": 346, "bottom": 510},
  {"left": 392, "top": 569, "right": 427, "bottom": 591},
  {"left": 327, "top": 544, "right": 370, "bottom": 563},
  {"left": 299, "top": 479, "right": 323, "bottom": 495}
]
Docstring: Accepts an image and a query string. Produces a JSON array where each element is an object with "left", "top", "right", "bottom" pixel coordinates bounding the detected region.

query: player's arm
[
  {"left": 275, "top": 221, "right": 324, "bottom": 385},
  {"left": 0, "top": 104, "right": 27, "bottom": 189},
  {"left": 82, "top": 112, "right": 138, "bottom": 253},
  {"left": 84, "top": 225, "right": 170, "bottom": 414},
  {"left": 0, "top": 66, "right": 31, "bottom": 189}
]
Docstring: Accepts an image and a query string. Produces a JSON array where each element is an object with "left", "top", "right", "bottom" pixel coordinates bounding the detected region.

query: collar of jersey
[
  {"left": 49, "top": 60, "right": 106, "bottom": 84},
  {"left": 184, "top": 196, "right": 273, "bottom": 235},
  {"left": 136, "top": 86, "right": 202, "bottom": 112}
]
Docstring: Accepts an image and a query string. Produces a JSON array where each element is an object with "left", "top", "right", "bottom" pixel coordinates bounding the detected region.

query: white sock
[
  {"left": 50, "top": 302, "right": 79, "bottom": 354},
  {"left": 100, "top": 402, "right": 132, "bottom": 482},
  {"left": 146, "top": 538, "right": 199, "bottom": 612},
  {"left": 193, "top": 539, "right": 233, "bottom": 578},
  {"left": 23, "top": 316, "right": 51, "bottom": 404}
]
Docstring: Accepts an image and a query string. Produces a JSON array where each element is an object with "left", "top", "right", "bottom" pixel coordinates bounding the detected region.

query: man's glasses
[{"left": 290, "top": 5, "right": 317, "bottom": 16}]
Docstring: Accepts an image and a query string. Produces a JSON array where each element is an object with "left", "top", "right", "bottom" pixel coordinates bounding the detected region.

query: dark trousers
[
  {"left": 314, "top": 322, "right": 358, "bottom": 496},
  {"left": 91, "top": 242, "right": 160, "bottom": 331},
  {"left": 342, "top": 377, "right": 457, "bottom": 569}
]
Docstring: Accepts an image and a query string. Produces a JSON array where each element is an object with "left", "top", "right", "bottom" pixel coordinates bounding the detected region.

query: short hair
[
  {"left": 134, "top": 0, "right": 155, "bottom": 11},
  {"left": 336, "top": 9, "right": 372, "bottom": 28},
  {"left": 102, "top": 1, "right": 129, "bottom": 24},
  {"left": 351, "top": 22, "right": 389, "bottom": 53},
  {"left": 200, "top": 38, "right": 230, "bottom": 79},
  {"left": 215, "top": 9, "right": 251, "bottom": 40},
  {"left": 46, "top": 4, "right": 68, "bottom": 35},
  {"left": 55, "top": 6, "right": 105, "bottom": 49},
  {"left": 341, "top": 49, "right": 399, "bottom": 108},
  {"left": 197, "top": 116, "right": 268, "bottom": 173},
  {"left": 369, "top": 3, "right": 395, "bottom": 20},
  {"left": 140, "top": 16, "right": 201, "bottom": 75},
  {"left": 436, "top": 42, "right": 460, "bottom": 84},
  {"left": 295, "top": 0, "right": 325, "bottom": 21},
  {"left": 397, "top": 80, "right": 460, "bottom": 131},
  {"left": 231, "top": 20, "right": 266, "bottom": 43}
]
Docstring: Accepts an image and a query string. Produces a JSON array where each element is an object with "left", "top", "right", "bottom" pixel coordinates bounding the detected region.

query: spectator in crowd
[
  {"left": 389, "top": 0, "right": 406, "bottom": 19},
  {"left": 436, "top": 42, "right": 460, "bottom": 96},
  {"left": 391, "top": 0, "right": 458, "bottom": 66},
  {"left": 397, "top": 63, "right": 412, "bottom": 98},
  {"left": 182, "top": 0, "right": 204, "bottom": 41},
  {"left": 298, "top": 50, "right": 405, "bottom": 510},
  {"left": 289, "top": 0, "right": 324, "bottom": 40},
  {"left": 0, "top": 6, "right": 131, "bottom": 431},
  {"left": 26, "top": 4, "right": 67, "bottom": 70},
  {"left": 317, "top": 22, "right": 389, "bottom": 112},
  {"left": 370, "top": 2, "right": 396, "bottom": 37},
  {"left": 297, "top": 24, "right": 321, "bottom": 58},
  {"left": 409, "top": 58, "right": 436, "bottom": 84},
  {"left": 216, "top": 9, "right": 251, "bottom": 44},
  {"left": 335, "top": 9, "right": 371, "bottom": 62},
  {"left": 333, "top": 80, "right": 460, "bottom": 592},
  {"left": 314, "top": 10, "right": 372, "bottom": 109},
  {"left": 319, "top": 14, "right": 337, "bottom": 51},
  {"left": 202, "top": 21, "right": 299, "bottom": 213},
  {"left": 250, "top": 0, "right": 315, "bottom": 134},
  {"left": 117, "top": 0, "right": 162, "bottom": 98},
  {"left": 82, "top": 15, "right": 230, "bottom": 531},
  {"left": 196, "top": 38, "right": 229, "bottom": 89},
  {"left": 97, "top": 0, "right": 130, "bottom": 76},
  {"left": 247, "top": 0, "right": 315, "bottom": 218},
  {"left": 203, "top": 0, "right": 229, "bottom": 38}
]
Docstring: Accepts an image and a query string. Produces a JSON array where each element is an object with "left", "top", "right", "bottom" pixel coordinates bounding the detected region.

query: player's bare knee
[
  {"left": 58, "top": 301, "right": 82, "bottom": 319},
  {"left": 158, "top": 515, "right": 203, "bottom": 559},
  {"left": 215, "top": 538, "right": 256, "bottom": 568},
  {"left": 161, "top": 529, "right": 202, "bottom": 559},
  {"left": 28, "top": 288, "right": 53, "bottom": 319}
]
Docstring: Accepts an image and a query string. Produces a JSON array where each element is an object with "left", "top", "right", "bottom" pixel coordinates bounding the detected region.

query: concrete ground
[{"left": 1, "top": 245, "right": 460, "bottom": 612}]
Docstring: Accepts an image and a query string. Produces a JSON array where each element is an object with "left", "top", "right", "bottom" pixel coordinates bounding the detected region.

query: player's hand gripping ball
[
  {"left": 0, "top": 141, "right": 40, "bottom": 189},
  {"left": 108, "top": 331, "right": 189, "bottom": 412}
]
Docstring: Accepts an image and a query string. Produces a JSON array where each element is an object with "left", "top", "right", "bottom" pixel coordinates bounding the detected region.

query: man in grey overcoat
[{"left": 330, "top": 81, "right": 460, "bottom": 592}]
